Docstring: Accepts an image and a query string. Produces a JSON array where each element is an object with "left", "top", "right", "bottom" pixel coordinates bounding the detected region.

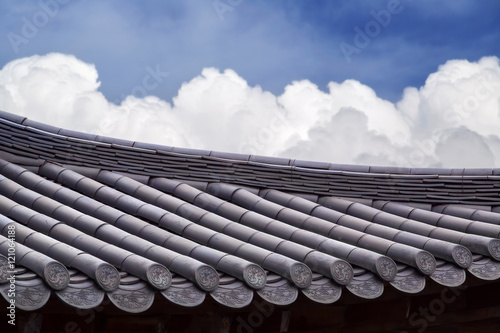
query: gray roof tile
[
  {"left": 1, "top": 110, "right": 500, "bottom": 312},
  {"left": 58, "top": 128, "right": 98, "bottom": 141},
  {"left": 209, "top": 151, "right": 250, "bottom": 161},
  {"left": 0, "top": 110, "right": 27, "bottom": 124},
  {"left": 132, "top": 141, "right": 173, "bottom": 152},
  {"left": 171, "top": 147, "right": 211, "bottom": 156}
]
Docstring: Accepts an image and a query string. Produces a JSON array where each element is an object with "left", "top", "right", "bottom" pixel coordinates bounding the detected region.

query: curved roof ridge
[{"left": 2, "top": 109, "right": 499, "bottom": 177}]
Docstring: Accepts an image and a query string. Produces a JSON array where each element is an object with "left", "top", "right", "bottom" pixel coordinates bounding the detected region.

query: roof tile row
[{"left": 0, "top": 110, "right": 500, "bottom": 312}]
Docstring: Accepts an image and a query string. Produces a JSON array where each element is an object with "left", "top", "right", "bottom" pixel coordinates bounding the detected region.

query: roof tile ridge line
[
  {"left": 0, "top": 169, "right": 179, "bottom": 288},
  {"left": 0, "top": 110, "right": 494, "bottom": 176},
  {"left": 0, "top": 109, "right": 27, "bottom": 124},
  {"left": 59, "top": 174, "right": 382, "bottom": 286},
  {"left": 28, "top": 210, "right": 62, "bottom": 235},
  {"left": 441, "top": 205, "right": 500, "bottom": 225},
  {"left": 0, "top": 111, "right": 407, "bottom": 175},
  {"left": 5, "top": 112, "right": 498, "bottom": 177},
  {"left": 95, "top": 243, "right": 132, "bottom": 268},
  {"left": 13, "top": 220, "right": 120, "bottom": 291}
]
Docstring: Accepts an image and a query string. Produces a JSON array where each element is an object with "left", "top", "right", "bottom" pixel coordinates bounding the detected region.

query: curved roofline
[
  {"left": 1, "top": 109, "right": 498, "bottom": 177},
  {"left": 1, "top": 109, "right": 500, "bottom": 317}
]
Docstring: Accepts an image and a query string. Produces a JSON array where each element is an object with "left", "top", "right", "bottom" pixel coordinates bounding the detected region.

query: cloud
[
  {"left": 280, "top": 108, "right": 410, "bottom": 166},
  {"left": 0, "top": 53, "right": 499, "bottom": 168},
  {"left": 434, "top": 127, "right": 495, "bottom": 168}
]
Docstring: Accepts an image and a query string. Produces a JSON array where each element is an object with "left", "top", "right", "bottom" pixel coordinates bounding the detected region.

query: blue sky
[
  {"left": 2, "top": 0, "right": 498, "bottom": 103},
  {"left": 1, "top": 1, "right": 500, "bottom": 167}
]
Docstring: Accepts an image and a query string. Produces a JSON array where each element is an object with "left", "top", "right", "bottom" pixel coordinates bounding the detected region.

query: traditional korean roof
[{"left": 0, "top": 109, "right": 499, "bottom": 313}]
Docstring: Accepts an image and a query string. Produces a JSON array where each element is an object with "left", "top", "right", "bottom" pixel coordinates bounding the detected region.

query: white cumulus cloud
[{"left": 0, "top": 53, "right": 499, "bottom": 168}]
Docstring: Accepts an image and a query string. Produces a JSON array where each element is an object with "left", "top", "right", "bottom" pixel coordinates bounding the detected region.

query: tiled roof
[{"left": 0, "top": 110, "right": 499, "bottom": 313}]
